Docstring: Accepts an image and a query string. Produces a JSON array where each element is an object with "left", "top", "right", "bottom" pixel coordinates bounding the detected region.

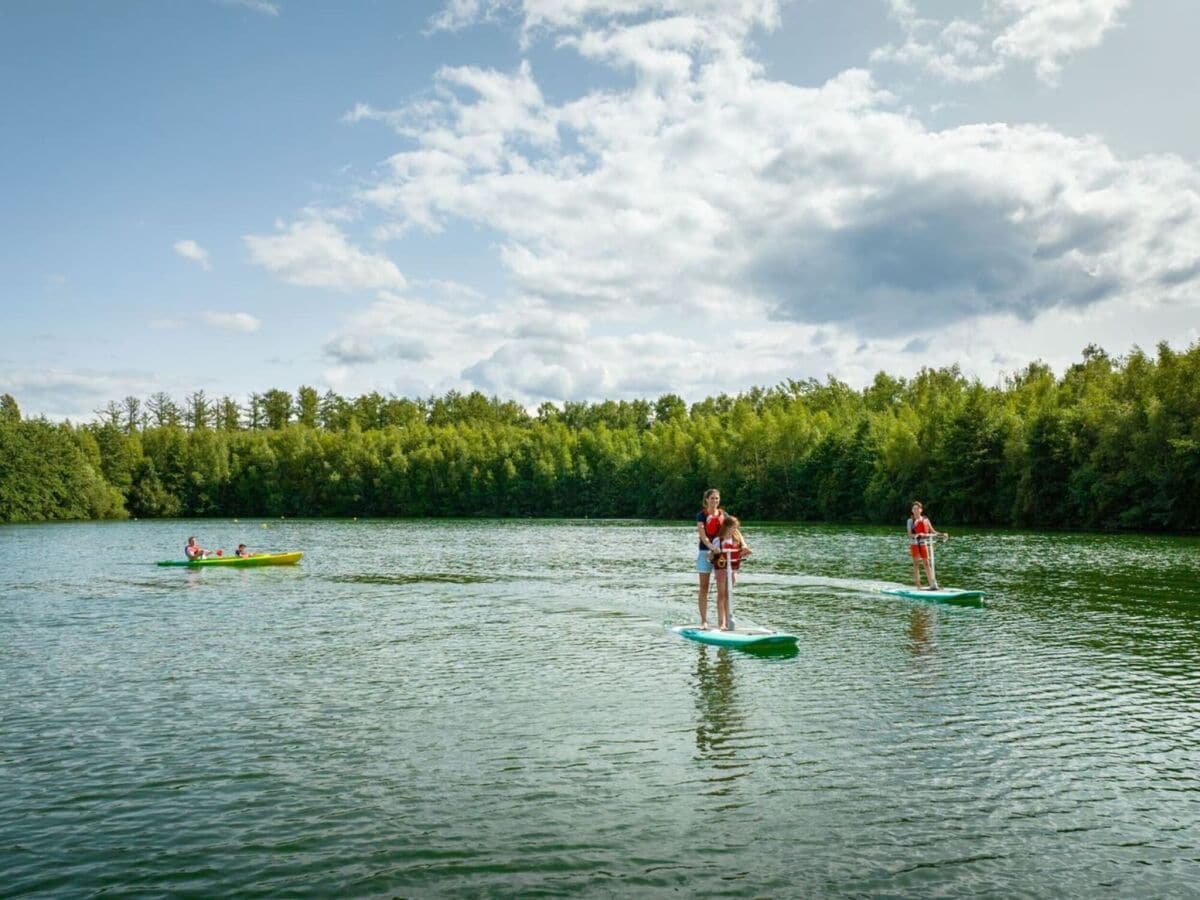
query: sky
[{"left": 2, "top": 0, "right": 1199, "bottom": 420}]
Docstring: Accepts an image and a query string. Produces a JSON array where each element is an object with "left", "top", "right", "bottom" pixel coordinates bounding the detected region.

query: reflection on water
[
  {"left": 2, "top": 519, "right": 1200, "bottom": 897},
  {"left": 907, "top": 605, "right": 936, "bottom": 657},
  {"left": 693, "top": 646, "right": 742, "bottom": 761}
]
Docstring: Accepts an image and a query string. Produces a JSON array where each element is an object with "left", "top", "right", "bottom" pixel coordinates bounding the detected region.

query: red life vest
[
  {"left": 704, "top": 513, "right": 724, "bottom": 541},
  {"left": 911, "top": 517, "right": 932, "bottom": 545},
  {"left": 714, "top": 536, "right": 742, "bottom": 570}
]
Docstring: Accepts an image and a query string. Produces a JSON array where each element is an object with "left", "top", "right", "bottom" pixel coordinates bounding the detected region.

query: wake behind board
[
  {"left": 879, "top": 587, "right": 985, "bottom": 607},
  {"left": 674, "top": 625, "right": 798, "bottom": 649}
]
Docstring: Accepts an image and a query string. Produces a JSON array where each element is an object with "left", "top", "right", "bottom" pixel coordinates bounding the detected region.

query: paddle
[
  {"left": 725, "top": 545, "right": 736, "bottom": 631},
  {"left": 926, "top": 533, "right": 949, "bottom": 589},
  {"left": 927, "top": 536, "right": 937, "bottom": 589}
]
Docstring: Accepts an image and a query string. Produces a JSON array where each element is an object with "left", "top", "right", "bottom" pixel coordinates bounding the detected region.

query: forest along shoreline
[{"left": 1, "top": 342, "right": 1198, "bottom": 531}]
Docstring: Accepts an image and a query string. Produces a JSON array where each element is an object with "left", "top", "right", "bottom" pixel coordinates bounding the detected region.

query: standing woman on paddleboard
[
  {"left": 695, "top": 489, "right": 724, "bottom": 629},
  {"left": 907, "top": 501, "right": 947, "bottom": 590}
]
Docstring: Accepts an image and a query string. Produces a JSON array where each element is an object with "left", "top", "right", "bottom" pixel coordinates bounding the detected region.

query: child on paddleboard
[
  {"left": 907, "top": 501, "right": 947, "bottom": 590},
  {"left": 711, "top": 515, "right": 752, "bottom": 630}
]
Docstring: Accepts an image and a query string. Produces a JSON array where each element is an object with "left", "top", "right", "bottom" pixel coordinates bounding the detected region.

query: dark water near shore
[{"left": 2, "top": 519, "right": 1199, "bottom": 897}]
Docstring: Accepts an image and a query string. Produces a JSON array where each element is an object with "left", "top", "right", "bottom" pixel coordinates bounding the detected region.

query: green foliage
[
  {"left": 0, "top": 418, "right": 126, "bottom": 522},
  {"left": 1, "top": 343, "right": 1198, "bottom": 529},
  {"left": 0, "top": 394, "right": 20, "bottom": 425}
]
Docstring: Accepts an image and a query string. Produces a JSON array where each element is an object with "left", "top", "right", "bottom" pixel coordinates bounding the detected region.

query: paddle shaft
[
  {"left": 711, "top": 544, "right": 743, "bottom": 627},
  {"left": 727, "top": 546, "right": 734, "bottom": 615}
]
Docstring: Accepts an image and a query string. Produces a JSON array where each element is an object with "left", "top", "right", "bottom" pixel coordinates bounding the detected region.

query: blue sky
[{"left": 3, "top": 0, "right": 1198, "bottom": 419}]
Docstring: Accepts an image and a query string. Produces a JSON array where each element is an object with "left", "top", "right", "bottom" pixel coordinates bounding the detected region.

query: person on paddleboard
[
  {"left": 695, "top": 488, "right": 725, "bottom": 629},
  {"left": 185, "top": 536, "right": 207, "bottom": 561},
  {"left": 907, "top": 501, "right": 948, "bottom": 590},
  {"left": 711, "top": 515, "right": 752, "bottom": 630}
]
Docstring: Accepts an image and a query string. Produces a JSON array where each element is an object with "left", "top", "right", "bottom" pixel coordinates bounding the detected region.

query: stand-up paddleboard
[
  {"left": 879, "top": 586, "right": 984, "bottom": 607},
  {"left": 886, "top": 533, "right": 983, "bottom": 605},
  {"left": 674, "top": 625, "right": 799, "bottom": 649},
  {"left": 677, "top": 544, "right": 798, "bottom": 649},
  {"left": 157, "top": 551, "right": 303, "bottom": 568}
]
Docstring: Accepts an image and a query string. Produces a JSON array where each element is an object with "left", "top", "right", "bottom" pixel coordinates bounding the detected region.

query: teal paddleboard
[
  {"left": 879, "top": 587, "right": 985, "bottom": 607},
  {"left": 674, "top": 625, "right": 798, "bottom": 649}
]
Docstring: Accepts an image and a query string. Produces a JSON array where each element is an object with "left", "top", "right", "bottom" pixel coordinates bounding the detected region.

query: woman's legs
[
  {"left": 913, "top": 550, "right": 934, "bottom": 587},
  {"left": 918, "top": 556, "right": 935, "bottom": 588},
  {"left": 698, "top": 572, "right": 711, "bottom": 627}
]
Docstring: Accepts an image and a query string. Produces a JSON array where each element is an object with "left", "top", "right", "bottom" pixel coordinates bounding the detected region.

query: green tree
[
  {"left": 296, "top": 385, "right": 320, "bottom": 428},
  {"left": 0, "top": 394, "right": 19, "bottom": 425},
  {"left": 262, "top": 389, "right": 293, "bottom": 430}
]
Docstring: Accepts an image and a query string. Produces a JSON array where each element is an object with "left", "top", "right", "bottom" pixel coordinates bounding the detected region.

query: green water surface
[{"left": 1, "top": 520, "right": 1198, "bottom": 897}]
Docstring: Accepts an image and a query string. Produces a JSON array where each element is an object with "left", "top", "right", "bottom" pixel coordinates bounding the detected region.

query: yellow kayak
[{"left": 157, "top": 551, "right": 304, "bottom": 568}]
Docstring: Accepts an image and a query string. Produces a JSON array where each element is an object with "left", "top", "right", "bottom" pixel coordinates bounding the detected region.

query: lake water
[{"left": 2, "top": 519, "right": 1198, "bottom": 897}]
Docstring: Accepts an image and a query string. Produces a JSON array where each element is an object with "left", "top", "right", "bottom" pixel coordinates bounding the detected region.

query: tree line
[{"left": 1, "top": 342, "right": 1198, "bottom": 530}]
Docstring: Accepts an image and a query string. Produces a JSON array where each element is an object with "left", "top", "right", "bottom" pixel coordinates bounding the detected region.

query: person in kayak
[
  {"left": 185, "top": 536, "right": 207, "bottom": 561},
  {"left": 907, "top": 501, "right": 948, "bottom": 590},
  {"left": 711, "top": 515, "right": 752, "bottom": 630},
  {"left": 695, "top": 488, "right": 725, "bottom": 629},
  {"left": 236, "top": 544, "right": 250, "bottom": 558}
]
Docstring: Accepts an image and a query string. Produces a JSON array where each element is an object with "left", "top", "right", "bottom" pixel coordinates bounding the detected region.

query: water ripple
[{"left": 1, "top": 520, "right": 1198, "bottom": 896}]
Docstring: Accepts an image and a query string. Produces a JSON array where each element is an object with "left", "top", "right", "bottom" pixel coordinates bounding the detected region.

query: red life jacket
[
  {"left": 715, "top": 536, "right": 742, "bottom": 570},
  {"left": 704, "top": 512, "right": 724, "bottom": 541},
  {"left": 911, "top": 517, "right": 932, "bottom": 545}
]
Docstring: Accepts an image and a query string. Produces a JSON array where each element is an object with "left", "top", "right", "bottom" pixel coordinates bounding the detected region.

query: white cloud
[
  {"left": 349, "top": 35, "right": 1200, "bottom": 333},
  {"left": 873, "top": 0, "right": 1130, "bottom": 85},
  {"left": 0, "top": 369, "right": 172, "bottom": 421},
  {"left": 152, "top": 311, "right": 262, "bottom": 332},
  {"left": 201, "top": 311, "right": 261, "bottom": 332},
  {"left": 311, "top": 0, "right": 1200, "bottom": 404},
  {"left": 323, "top": 334, "right": 428, "bottom": 365},
  {"left": 428, "top": 0, "right": 506, "bottom": 32},
  {"left": 429, "top": 0, "right": 781, "bottom": 36},
  {"left": 244, "top": 218, "right": 406, "bottom": 291},
  {"left": 993, "top": 0, "right": 1129, "bottom": 83},
  {"left": 220, "top": 0, "right": 280, "bottom": 16},
  {"left": 173, "top": 239, "right": 211, "bottom": 270},
  {"left": 320, "top": 290, "right": 501, "bottom": 376}
]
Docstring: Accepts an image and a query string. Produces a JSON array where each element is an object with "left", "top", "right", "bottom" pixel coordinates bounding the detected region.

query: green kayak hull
[{"left": 157, "top": 551, "right": 304, "bottom": 568}]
